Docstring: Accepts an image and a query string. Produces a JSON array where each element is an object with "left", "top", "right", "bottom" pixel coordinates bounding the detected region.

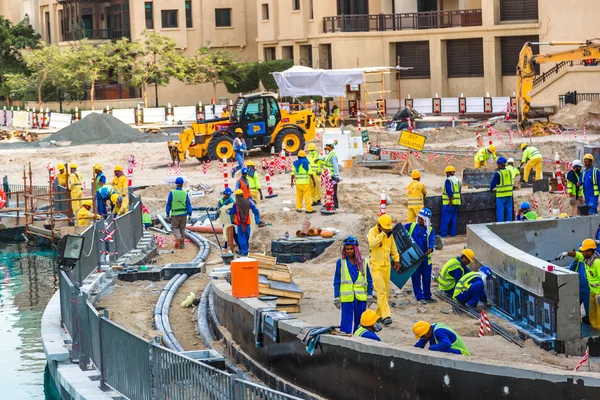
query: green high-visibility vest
[
  {"left": 433, "top": 323, "right": 471, "bottom": 356},
  {"left": 324, "top": 151, "right": 337, "bottom": 174},
  {"left": 523, "top": 211, "right": 538, "bottom": 220},
  {"left": 409, "top": 222, "right": 432, "bottom": 265},
  {"left": 170, "top": 189, "right": 188, "bottom": 216},
  {"left": 293, "top": 164, "right": 310, "bottom": 185},
  {"left": 495, "top": 169, "right": 513, "bottom": 198},
  {"left": 522, "top": 146, "right": 542, "bottom": 162},
  {"left": 442, "top": 177, "right": 462, "bottom": 206},
  {"left": 567, "top": 170, "right": 583, "bottom": 196},
  {"left": 438, "top": 257, "right": 466, "bottom": 292},
  {"left": 339, "top": 259, "right": 368, "bottom": 303},
  {"left": 354, "top": 326, "right": 369, "bottom": 337},
  {"left": 453, "top": 271, "right": 480, "bottom": 299},
  {"left": 590, "top": 168, "right": 600, "bottom": 196},
  {"left": 308, "top": 151, "right": 322, "bottom": 175}
]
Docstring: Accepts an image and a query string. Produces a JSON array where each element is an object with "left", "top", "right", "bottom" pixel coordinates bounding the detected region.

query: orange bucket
[{"left": 230, "top": 257, "right": 259, "bottom": 298}]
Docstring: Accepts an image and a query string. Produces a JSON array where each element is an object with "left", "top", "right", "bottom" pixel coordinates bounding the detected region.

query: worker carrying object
[
  {"left": 232, "top": 128, "right": 247, "bottom": 176},
  {"left": 291, "top": 150, "right": 316, "bottom": 214},
  {"left": 322, "top": 141, "right": 340, "bottom": 209},
  {"left": 516, "top": 202, "right": 538, "bottom": 221},
  {"left": 413, "top": 321, "right": 470, "bottom": 356},
  {"left": 77, "top": 200, "right": 98, "bottom": 227},
  {"left": 228, "top": 189, "right": 260, "bottom": 256},
  {"left": 94, "top": 164, "right": 105, "bottom": 188},
  {"left": 452, "top": 266, "right": 492, "bottom": 308},
  {"left": 112, "top": 165, "right": 128, "bottom": 195},
  {"left": 405, "top": 208, "right": 436, "bottom": 305},
  {"left": 567, "top": 159, "right": 584, "bottom": 216},
  {"left": 110, "top": 193, "right": 129, "bottom": 217},
  {"left": 583, "top": 154, "right": 600, "bottom": 214},
  {"left": 307, "top": 143, "right": 322, "bottom": 206},
  {"left": 406, "top": 170, "right": 427, "bottom": 223},
  {"left": 519, "top": 143, "right": 543, "bottom": 182},
  {"left": 353, "top": 309, "right": 382, "bottom": 341},
  {"left": 440, "top": 166, "right": 461, "bottom": 237},
  {"left": 474, "top": 145, "right": 497, "bottom": 169},
  {"left": 68, "top": 163, "right": 83, "bottom": 217},
  {"left": 166, "top": 177, "right": 192, "bottom": 250},
  {"left": 56, "top": 163, "right": 68, "bottom": 187},
  {"left": 217, "top": 187, "right": 237, "bottom": 253},
  {"left": 245, "top": 161, "right": 263, "bottom": 203},
  {"left": 506, "top": 158, "right": 521, "bottom": 189},
  {"left": 367, "top": 214, "right": 400, "bottom": 326},
  {"left": 333, "top": 236, "right": 374, "bottom": 334},
  {"left": 490, "top": 157, "right": 513, "bottom": 222},
  {"left": 558, "top": 239, "right": 600, "bottom": 328},
  {"left": 437, "top": 249, "right": 474, "bottom": 296}
]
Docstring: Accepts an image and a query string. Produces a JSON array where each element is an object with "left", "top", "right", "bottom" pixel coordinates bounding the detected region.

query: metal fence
[
  {"left": 234, "top": 379, "right": 303, "bottom": 400},
  {"left": 59, "top": 271, "right": 78, "bottom": 342},
  {"left": 558, "top": 92, "right": 600, "bottom": 108}
]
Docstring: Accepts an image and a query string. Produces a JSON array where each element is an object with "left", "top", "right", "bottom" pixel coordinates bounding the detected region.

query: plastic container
[
  {"left": 259, "top": 296, "right": 278, "bottom": 308},
  {"left": 230, "top": 257, "right": 259, "bottom": 298}
]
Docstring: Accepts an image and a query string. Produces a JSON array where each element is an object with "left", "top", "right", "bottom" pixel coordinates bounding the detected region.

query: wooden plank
[
  {"left": 277, "top": 305, "right": 301, "bottom": 313},
  {"left": 258, "top": 268, "right": 292, "bottom": 283},
  {"left": 259, "top": 283, "right": 270, "bottom": 289},
  {"left": 276, "top": 297, "right": 300, "bottom": 306},
  {"left": 248, "top": 253, "right": 277, "bottom": 269},
  {"left": 259, "top": 287, "right": 303, "bottom": 300}
]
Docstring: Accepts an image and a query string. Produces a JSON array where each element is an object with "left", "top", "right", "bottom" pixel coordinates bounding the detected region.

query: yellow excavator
[
  {"left": 517, "top": 39, "right": 600, "bottom": 135},
  {"left": 168, "top": 92, "right": 316, "bottom": 162}
]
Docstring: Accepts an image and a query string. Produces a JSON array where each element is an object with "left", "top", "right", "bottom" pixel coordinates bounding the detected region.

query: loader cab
[{"left": 232, "top": 94, "right": 281, "bottom": 139}]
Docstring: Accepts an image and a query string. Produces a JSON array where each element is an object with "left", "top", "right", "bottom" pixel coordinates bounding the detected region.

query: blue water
[{"left": 0, "top": 241, "right": 59, "bottom": 399}]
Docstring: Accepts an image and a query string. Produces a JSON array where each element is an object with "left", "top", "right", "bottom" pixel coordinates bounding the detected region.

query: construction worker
[
  {"left": 437, "top": 249, "right": 474, "bottom": 296},
  {"left": 506, "top": 158, "right": 521, "bottom": 189},
  {"left": 322, "top": 141, "right": 340, "bottom": 208},
  {"left": 217, "top": 188, "right": 237, "bottom": 253},
  {"left": 520, "top": 143, "right": 543, "bottom": 182},
  {"left": 235, "top": 168, "right": 252, "bottom": 200},
  {"left": 56, "top": 163, "right": 68, "bottom": 187},
  {"left": 141, "top": 204, "right": 152, "bottom": 228},
  {"left": 368, "top": 214, "right": 400, "bottom": 326},
  {"left": 453, "top": 266, "right": 492, "bottom": 308},
  {"left": 413, "top": 321, "right": 470, "bottom": 356},
  {"left": 567, "top": 159, "right": 584, "bottom": 216},
  {"left": 166, "top": 177, "right": 192, "bottom": 249},
  {"left": 440, "top": 166, "right": 461, "bottom": 237},
  {"left": 490, "top": 157, "right": 513, "bottom": 222},
  {"left": 353, "top": 309, "right": 382, "bottom": 341},
  {"left": 291, "top": 150, "right": 316, "bottom": 214},
  {"left": 406, "top": 170, "right": 426, "bottom": 223},
  {"left": 558, "top": 239, "right": 600, "bottom": 328},
  {"left": 474, "top": 145, "right": 497, "bottom": 169},
  {"left": 516, "top": 202, "right": 538, "bottom": 221},
  {"left": 583, "top": 154, "right": 600, "bottom": 214},
  {"left": 328, "top": 103, "right": 340, "bottom": 127},
  {"left": 307, "top": 143, "right": 322, "bottom": 205},
  {"left": 232, "top": 128, "right": 247, "bottom": 176},
  {"left": 112, "top": 166, "right": 128, "bottom": 195},
  {"left": 228, "top": 189, "right": 260, "bottom": 256},
  {"left": 97, "top": 185, "right": 114, "bottom": 216},
  {"left": 567, "top": 242, "right": 590, "bottom": 318},
  {"left": 68, "top": 163, "right": 83, "bottom": 216},
  {"left": 77, "top": 200, "right": 97, "bottom": 227},
  {"left": 405, "top": 208, "right": 436, "bottom": 305},
  {"left": 110, "top": 193, "right": 129, "bottom": 217},
  {"left": 334, "top": 236, "right": 373, "bottom": 334},
  {"left": 245, "top": 161, "right": 263, "bottom": 203},
  {"left": 94, "top": 164, "right": 105, "bottom": 188}
]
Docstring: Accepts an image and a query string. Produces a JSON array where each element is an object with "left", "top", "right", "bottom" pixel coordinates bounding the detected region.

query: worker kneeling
[
  {"left": 453, "top": 266, "right": 492, "bottom": 308},
  {"left": 516, "top": 202, "right": 538, "bottom": 221},
  {"left": 437, "top": 249, "right": 474, "bottom": 296},
  {"left": 413, "top": 321, "right": 470, "bottom": 356},
  {"left": 77, "top": 200, "right": 98, "bottom": 227},
  {"left": 110, "top": 194, "right": 129, "bottom": 217},
  {"left": 353, "top": 310, "right": 382, "bottom": 341}
]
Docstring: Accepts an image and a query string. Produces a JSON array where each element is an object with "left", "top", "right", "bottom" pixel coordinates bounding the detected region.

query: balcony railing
[
  {"left": 323, "top": 9, "right": 482, "bottom": 33},
  {"left": 62, "top": 29, "right": 131, "bottom": 42}
]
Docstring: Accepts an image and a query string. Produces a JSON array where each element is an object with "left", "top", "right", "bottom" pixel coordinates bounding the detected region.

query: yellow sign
[
  {"left": 398, "top": 130, "right": 426, "bottom": 151},
  {"left": 12, "top": 111, "right": 30, "bottom": 129}
]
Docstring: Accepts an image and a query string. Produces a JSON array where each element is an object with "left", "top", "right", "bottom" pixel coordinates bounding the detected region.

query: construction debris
[{"left": 251, "top": 253, "right": 303, "bottom": 313}]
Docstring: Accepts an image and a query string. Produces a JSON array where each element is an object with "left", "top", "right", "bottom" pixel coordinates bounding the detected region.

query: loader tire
[
  {"left": 207, "top": 135, "right": 235, "bottom": 161},
  {"left": 274, "top": 128, "right": 304, "bottom": 155}
]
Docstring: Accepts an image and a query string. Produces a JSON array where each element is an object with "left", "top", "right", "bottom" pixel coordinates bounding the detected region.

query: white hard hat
[
  {"left": 507, "top": 158, "right": 514, "bottom": 163},
  {"left": 325, "top": 140, "right": 335, "bottom": 147},
  {"left": 573, "top": 159, "right": 583, "bottom": 167}
]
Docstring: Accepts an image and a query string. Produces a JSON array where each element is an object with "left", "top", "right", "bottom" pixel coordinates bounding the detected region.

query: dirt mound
[
  {"left": 550, "top": 100, "right": 600, "bottom": 128},
  {"left": 41, "top": 113, "right": 147, "bottom": 146}
]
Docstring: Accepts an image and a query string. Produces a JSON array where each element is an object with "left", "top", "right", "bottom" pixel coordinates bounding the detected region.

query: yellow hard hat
[
  {"left": 580, "top": 239, "right": 597, "bottom": 252},
  {"left": 520, "top": 143, "right": 528, "bottom": 151},
  {"left": 377, "top": 214, "right": 393, "bottom": 230},
  {"left": 411, "top": 170, "right": 421, "bottom": 179},
  {"left": 487, "top": 145, "right": 496, "bottom": 153},
  {"left": 110, "top": 194, "right": 119, "bottom": 204},
  {"left": 559, "top": 213, "right": 569, "bottom": 219},
  {"left": 70, "top": 163, "right": 78, "bottom": 169},
  {"left": 298, "top": 150, "right": 307, "bottom": 157},
  {"left": 57, "top": 163, "right": 65, "bottom": 170},
  {"left": 93, "top": 163, "right": 102, "bottom": 170},
  {"left": 461, "top": 248, "right": 475, "bottom": 262},
  {"left": 445, "top": 166, "right": 456, "bottom": 174},
  {"left": 114, "top": 165, "right": 123, "bottom": 172},
  {"left": 307, "top": 143, "right": 316, "bottom": 151},
  {"left": 584, "top": 153, "right": 594, "bottom": 162},
  {"left": 245, "top": 161, "right": 255, "bottom": 167},
  {"left": 234, "top": 189, "right": 243, "bottom": 195},
  {"left": 360, "top": 309, "right": 379, "bottom": 327},
  {"left": 413, "top": 321, "right": 431, "bottom": 339},
  {"left": 82, "top": 200, "right": 92, "bottom": 207},
  {"left": 235, "top": 128, "right": 243, "bottom": 134}
]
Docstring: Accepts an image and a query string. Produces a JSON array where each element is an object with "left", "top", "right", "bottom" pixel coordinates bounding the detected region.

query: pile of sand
[{"left": 551, "top": 100, "right": 600, "bottom": 128}]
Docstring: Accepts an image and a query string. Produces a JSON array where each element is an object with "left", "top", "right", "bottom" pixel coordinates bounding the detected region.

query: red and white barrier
[
  {"left": 478, "top": 310, "right": 492, "bottom": 337},
  {"left": 265, "top": 174, "right": 278, "bottom": 198},
  {"left": 574, "top": 347, "right": 590, "bottom": 371},
  {"left": 357, "top": 110, "right": 362, "bottom": 131},
  {"left": 223, "top": 157, "right": 229, "bottom": 190},
  {"left": 128, "top": 154, "right": 136, "bottom": 187},
  {"left": 547, "top": 194, "right": 553, "bottom": 216},
  {"left": 487, "top": 125, "right": 493, "bottom": 146},
  {"left": 379, "top": 190, "right": 387, "bottom": 216},
  {"left": 555, "top": 152, "right": 564, "bottom": 193}
]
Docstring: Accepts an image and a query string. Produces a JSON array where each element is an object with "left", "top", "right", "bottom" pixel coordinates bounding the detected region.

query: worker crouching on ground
[
  {"left": 453, "top": 266, "right": 493, "bottom": 308},
  {"left": 77, "top": 200, "right": 98, "bottom": 227},
  {"left": 567, "top": 159, "right": 584, "bottom": 216},
  {"left": 333, "top": 236, "right": 373, "bottom": 334},
  {"left": 437, "top": 249, "right": 474, "bottom": 296},
  {"left": 232, "top": 128, "right": 247, "bottom": 176},
  {"left": 166, "top": 177, "right": 192, "bottom": 249},
  {"left": 516, "top": 202, "right": 538, "bottom": 221},
  {"left": 110, "top": 194, "right": 129, "bottom": 217},
  {"left": 353, "top": 310, "right": 382, "bottom": 341},
  {"left": 490, "top": 157, "right": 513, "bottom": 222},
  {"left": 112, "top": 165, "right": 128, "bottom": 195},
  {"left": 291, "top": 150, "right": 316, "bottom": 214},
  {"left": 405, "top": 208, "right": 436, "bottom": 305},
  {"left": 368, "top": 214, "right": 400, "bottom": 326},
  {"left": 68, "top": 163, "right": 83, "bottom": 219},
  {"left": 228, "top": 189, "right": 260, "bottom": 256},
  {"left": 307, "top": 143, "right": 322, "bottom": 206},
  {"left": 440, "top": 166, "right": 461, "bottom": 237},
  {"left": 97, "top": 185, "right": 114, "bottom": 216},
  {"left": 583, "top": 154, "right": 600, "bottom": 214},
  {"left": 406, "top": 170, "right": 426, "bottom": 223},
  {"left": 558, "top": 239, "right": 600, "bottom": 328},
  {"left": 245, "top": 161, "right": 263, "bottom": 203},
  {"left": 474, "top": 145, "right": 496, "bottom": 169},
  {"left": 413, "top": 321, "right": 470, "bottom": 356},
  {"left": 520, "top": 143, "right": 543, "bottom": 183},
  {"left": 506, "top": 158, "right": 521, "bottom": 189},
  {"left": 322, "top": 141, "right": 340, "bottom": 209}
]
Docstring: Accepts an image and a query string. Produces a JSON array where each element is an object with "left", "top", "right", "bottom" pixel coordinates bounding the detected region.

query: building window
[
  {"left": 446, "top": 38, "right": 484, "bottom": 78},
  {"left": 145, "top": 2, "right": 153, "bottom": 29},
  {"left": 500, "top": 0, "right": 538, "bottom": 22},
  {"left": 215, "top": 8, "right": 232, "bottom": 27},
  {"left": 262, "top": 4, "right": 269, "bottom": 20},
  {"left": 336, "top": 0, "right": 368, "bottom": 15},
  {"left": 396, "top": 41, "right": 430, "bottom": 79},
  {"left": 45, "top": 11, "right": 51, "bottom": 43},
  {"left": 501, "top": 36, "right": 539, "bottom": 76},
  {"left": 264, "top": 47, "right": 276, "bottom": 61},
  {"left": 319, "top": 44, "right": 332, "bottom": 69},
  {"left": 282, "top": 46, "right": 294, "bottom": 60},
  {"left": 161, "top": 10, "right": 178, "bottom": 28},
  {"left": 309, "top": 0, "right": 314, "bottom": 19},
  {"left": 185, "top": 1, "right": 192, "bottom": 28},
  {"left": 293, "top": 0, "right": 300, "bottom": 11}
]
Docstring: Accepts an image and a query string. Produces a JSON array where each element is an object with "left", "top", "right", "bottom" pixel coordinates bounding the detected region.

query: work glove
[
  {"left": 558, "top": 252, "right": 568, "bottom": 260},
  {"left": 334, "top": 298, "right": 341, "bottom": 310},
  {"left": 484, "top": 301, "right": 492, "bottom": 307},
  {"left": 367, "top": 296, "right": 374, "bottom": 308}
]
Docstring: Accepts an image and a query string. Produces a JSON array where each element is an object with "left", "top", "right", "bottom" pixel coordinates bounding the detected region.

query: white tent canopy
[{"left": 273, "top": 65, "right": 410, "bottom": 98}]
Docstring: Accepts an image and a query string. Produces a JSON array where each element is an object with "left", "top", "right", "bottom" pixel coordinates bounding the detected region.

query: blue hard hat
[
  {"left": 497, "top": 157, "right": 507, "bottom": 165},
  {"left": 241, "top": 168, "right": 249, "bottom": 175},
  {"left": 175, "top": 177, "right": 184, "bottom": 185},
  {"left": 520, "top": 202, "right": 530, "bottom": 210},
  {"left": 223, "top": 187, "right": 233, "bottom": 196},
  {"left": 419, "top": 208, "right": 432, "bottom": 218},
  {"left": 343, "top": 236, "right": 359, "bottom": 246},
  {"left": 479, "top": 265, "right": 492, "bottom": 278}
]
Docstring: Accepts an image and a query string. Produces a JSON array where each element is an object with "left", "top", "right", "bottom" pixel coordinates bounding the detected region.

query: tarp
[{"left": 273, "top": 66, "right": 404, "bottom": 98}]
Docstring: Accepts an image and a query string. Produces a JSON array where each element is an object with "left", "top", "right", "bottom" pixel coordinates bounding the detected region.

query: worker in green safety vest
[
  {"left": 166, "top": 177, "right": 192, "bottom": 249},
  {"left": 353, "top": 309, "right": 382, "bottom": 341},
  {"left": 490, "top": 157, "right": 513, "bottom": 222},
  {"left": 437, "top": 249, "right": 474, "bottom": 296},
  {"left": 516, "top": 202, "right": 538, "bottom": 221},
  {"left": 413, "top": 320, "right": 470, "bottom": 356}
]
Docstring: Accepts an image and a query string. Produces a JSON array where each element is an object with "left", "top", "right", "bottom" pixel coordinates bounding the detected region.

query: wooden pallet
[
  {"left": 276, "top": 305, "right": 301, "bottom": 313},
  {"left": 276, "top": 297, "right": 300, "bottom": 306},
  {"left": 258, "top": 264, "right": 292, "bottom": 283}
]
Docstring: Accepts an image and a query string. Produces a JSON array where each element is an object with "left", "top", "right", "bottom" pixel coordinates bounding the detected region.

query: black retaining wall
[{"left": 425, "top": 191, "right": 496, "bottom": 235}]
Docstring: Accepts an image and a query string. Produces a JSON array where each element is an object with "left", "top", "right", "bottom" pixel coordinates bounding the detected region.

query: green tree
[
  {"left": 22, "top": 43, "right": 63, "bottom": 106},
  {"left": 0, "top": 73, "right": 36, "bottom": 105},
  {"left": 258, "top": 59, "right": 294, "bottom": 91},
  {"left": 182, "top": 47, "right": 238, "bottom": 102},
  {"left": 223, "top": 62, "right": 259, "bottom": 94}
]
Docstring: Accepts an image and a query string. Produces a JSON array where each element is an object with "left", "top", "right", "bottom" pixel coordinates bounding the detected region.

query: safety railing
[
  {"left": 234, "top": 379, "right": 303, "bottom": 400},
  {"left": 533, "top": 60, "right": 583, "bottom": 89},
  {"left": 559, "top": 92, "right": 600, "bottom": 108},
  {"left": 59, "top": 270, "right": 78, "bottom": 341}
]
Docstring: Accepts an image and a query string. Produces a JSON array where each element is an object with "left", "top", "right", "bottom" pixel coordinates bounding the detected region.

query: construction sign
[
  {"left": 398, "top": 130, "right": 426, "bottom": 151},
  {"left": 12, "top": 111, "right": 29, "bottom": 129},
  {"left": 361, "top": 130, "right": 369, "bottom": 143}
]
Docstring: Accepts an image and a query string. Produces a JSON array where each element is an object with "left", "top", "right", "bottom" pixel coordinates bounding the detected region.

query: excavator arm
[{"left": 517, "top": 39, "right": 600, "bottom": 131}]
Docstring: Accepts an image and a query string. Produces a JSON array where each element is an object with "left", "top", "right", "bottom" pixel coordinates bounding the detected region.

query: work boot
[
  {"left": 419, "top": 299, "right": 427, "bottom": 305},
  {"left": 306, "top": 210, "right": 316, "bottom": 214},
  {"left": 426, "top": 298, "right": 437, "bottom": 303},
  {"left": 312, "top": 200, "right": 322, "bottom": 206},
  {"left": 382, "top": 317, "right": 392, "bottom": 326},
  {"left": 174, "top": 238, "right": 182, "bottom": 249},
  {"left": 258, "top": 221, "right": 267, "bottom": 228}
]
